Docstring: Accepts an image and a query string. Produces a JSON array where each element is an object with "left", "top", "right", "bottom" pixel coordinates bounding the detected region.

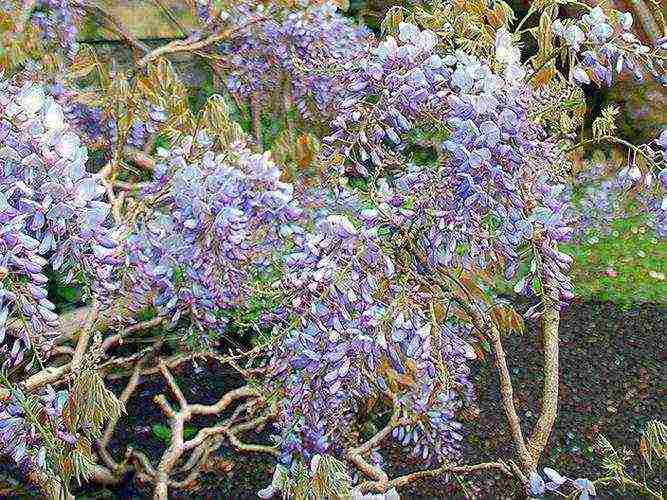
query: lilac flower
[
  {"left": 219, "top": 2, "right": 373, "bottom": 123},
  {"left": 572, "top": 66, "right": 591, "bottom": 85},
  {"left": 115, "top": 134, "right": 301, "bottom": 344},
  {"left": 31, "top": 0, "right": 82, "bottom": 59},
  {"left": 322, "top": 24, "right": 576, "bottom": 298},
  {"left": 269, "top": 209, "right": 477, "bottom": 468},
  {"left": 657, "top": 130, "right": 667, "bottom": 150},
  {"left": 0, "top": 385, "right": 74, "bottom": 477},
  {"left": 0, "top": 77, "right": 117, "bottom": 368},
  {"left": 552, "top": 7, "right": 665, "bottom": 88}
]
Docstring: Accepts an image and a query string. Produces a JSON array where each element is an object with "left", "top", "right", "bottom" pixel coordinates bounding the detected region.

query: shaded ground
[
  {"left": 393, "top": 299, "right": 666, "bottom": 499},
  {"left": 1, "top": 300, "right": 664, "bottom": 499}
]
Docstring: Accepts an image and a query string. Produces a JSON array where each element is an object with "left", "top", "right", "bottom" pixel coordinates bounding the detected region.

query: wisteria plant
[{"left": 0, "top": 1, "right": 665, "bottom": 499}]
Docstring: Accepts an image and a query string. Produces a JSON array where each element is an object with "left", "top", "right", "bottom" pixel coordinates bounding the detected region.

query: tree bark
[{"left": 526, "top": 294, "right": 560, "bottom": 470}]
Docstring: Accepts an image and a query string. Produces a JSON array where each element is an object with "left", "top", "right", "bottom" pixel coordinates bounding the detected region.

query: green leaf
[
  {"left": 152, "top": 424, "right": 172, "bottom": 444},
  {"left": 58, "top": 286, "right": 79, "bottom": 303}
]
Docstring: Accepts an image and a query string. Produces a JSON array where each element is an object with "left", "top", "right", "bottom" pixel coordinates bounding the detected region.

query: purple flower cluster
[
  {"left": 557, "top": 129, "right": 667, "bottom": 241},
  {"left": 0, "top": 386, "right": 70, "bottom": 476},
  {"left": 323, "top": 23, "right": 574, "bottom": 307},
  {"left": 528, "top": 468, "right": 596, "bottom": 499},
  {"left": 117, "top": 133, "right": 301, "bottom": 341},
  {"left": 47, "top": 83, "right": 109, "bottom": 149},
  {"left": 125, "top": 106, "right": 168, "bottom": 150},
  {"left": 556, "top": 156, "right": 665, "bottom": 241},
  {"left": 323, "top": 23, "right": 443, "bottom": 177},
  {"left": 552, "top": 7, "right": 666, "bottom": 87},
  {"left": 32, "top": 0, "right": 82, "bottom": 59},
  {"left": 269, "top": 213, "right": 476, "bottom": 470},
  {"left": 222, "top": 1, "right": 373, "bottom": 121},
  {"left": 1, "top": 1, "right": 663, "bottom": 492},
  {"left": 193, "top": 0, "right": 230, "bottom": 27},
  {"left": 295, "top": 182, "right": 366, "bottom": 227},
  {"left": 0, "top": 78, "right": 117, "bottom": 367}
]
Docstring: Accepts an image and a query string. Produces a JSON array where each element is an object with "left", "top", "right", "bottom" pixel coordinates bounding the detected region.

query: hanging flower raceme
[
  {"left": 0, "top": 386, "right": 69, "bottom": 475},
  {"left": 0, "top": 78, "right": 118, "bottom": 368},
  {"left": 552, "top": 7, "right": 666, "bottom": 87},
  {"left": 322, "top": 21, "right": 444, "bottom": 177},
  {"left": 322, "top": 22, "right": 576, "bottom": 309},
  {"left": 115, "top": 133, "right": 302, "bottom": 344},
  {"left": 220, "top": 0, "right": 373, "bottom": 122},
  {"left": 554, "top": 144, "right": 667, "bottom": 242},
  {"left": 268, "top": 211, "right": 477, "bottom": 480},
  {"left": 31, "top": 0, "right": 83, "bottom": 59}
]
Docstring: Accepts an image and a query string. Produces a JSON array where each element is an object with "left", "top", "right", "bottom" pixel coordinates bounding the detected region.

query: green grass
[
  {"left": 496, "top": 217, "right": 666, "bottom": 305},
  {"left": 561, "top": 217, "right": 666, "bottom": 305}
]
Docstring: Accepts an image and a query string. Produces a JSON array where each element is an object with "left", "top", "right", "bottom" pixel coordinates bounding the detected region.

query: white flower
[
  {"left": 644, "top": 171, "right": 653, "bottom": 188},
  {"left": 495, "top": 28, "right": 520, "bottom": 65},
  {"left": 257, "top": 485, "right": 276, "bottom": 499},
  {"left": 482, "top": 73, "right": 503, "bottom": 93},
  {"left": 416, "top": 29, "right": 438, "bottom": 52},
  {"left": 583, "top": 6, "right": 607, "bottom": 26},
  {"left": 463, "top": 342, "right": 477, "bottom": 359},
  {"left": 572, "top": 66, "right": 590, "bottom": 85},
  {"left": 622, "top": 32, "right": 638, "bottom": 44},
  {"left": 564, "top": 25, "right": 585, "bottom": 49},
  {"left": 657, "top": 129, "right": 667, "bottom": 149},
  {"left": 619, "top": 12, "right": 633, "bottom": 30},
  {"left": 309, "top": 454, "right": 321, "bottom": 475},
  {"left": 616, "top": 55, "right": 624, "bottom": 74},
  {"left": 54, "top": 131, "right": 81, "bottom": 159},
  {"left": 375, "top": 36, "right": 398, "bottom": 60},
  {"left": 397, "top": 44, "right": 419, "bottom": 61},
  {"left": 551, "top": 19, "right": 565, "bottom": 36},
  {"left": 398, "top": 22, "right": 420, "bottom": 44},
  {"left": 628, "top": 165, "right": 641, "bottom": 181},
  {"left": 325, "top": 214, "right": 357, "bottom": 238},
  {"left": 442, "top": 54, "right": 458, "bottom": 66},
  {"left": 590, "top": 23, "right": 613, "bottom": 43},
  {"left": 543, "top": 467, "right": 568, "bottom": 486},
  {"left": 504, "top": 64, "right": 526, "bottom": 84},
  {"left": 43, "top": 101, "right": 65, "bottom": 131},
  {"left": 19, "top": 84, "right": 46, "bottom": 115},
  {"left": 76, "top": 177, "right": 104, "bottom": 205},
  {"left": 426, "top": 54, "right": 443, "bottom": 69}
]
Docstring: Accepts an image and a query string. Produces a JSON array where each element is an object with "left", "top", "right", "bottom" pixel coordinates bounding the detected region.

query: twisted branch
[{"left": 134, "top": 362, "right": 269, "bottom": 499}]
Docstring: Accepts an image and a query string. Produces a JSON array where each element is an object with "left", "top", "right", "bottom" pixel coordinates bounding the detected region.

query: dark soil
[
  {"left": 392, "top": 299, "right": 666, "bottom": 499},
  {"left": 1, "top": 300, "right": 665, "bottom": 499}
]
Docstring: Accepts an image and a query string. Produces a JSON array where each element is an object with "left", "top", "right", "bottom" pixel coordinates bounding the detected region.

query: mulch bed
[{"left": 1, "top": 300, "right": 665, "bottom": 499}]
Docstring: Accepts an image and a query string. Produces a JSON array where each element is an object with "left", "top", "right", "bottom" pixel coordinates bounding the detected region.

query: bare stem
[
  {"left": 71, "top": 300, "right": 100, "bottom": 372},
  {"left": 526, "top": 282, "right": 560, "bottom": 468},
  {"left": 136, "top": 17, "right": 266, "bottom": 68},
  {"left": 386, "top": 461, "right": 512, "bottom": 491},
  {"left": 1, "top": 306, "right": 101, "bottom": 402},
  {"left": 347, "top": 406, "right": 402, "bottom": 490},
  {"left": 489, "top": 325, "right": 534, "bottom": 473},
  {"left": 251, "top": 93, "right": 263, "bottom": 152},
  {"left": 147, "top": 362, "right": 265, "bottom": 499}
]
